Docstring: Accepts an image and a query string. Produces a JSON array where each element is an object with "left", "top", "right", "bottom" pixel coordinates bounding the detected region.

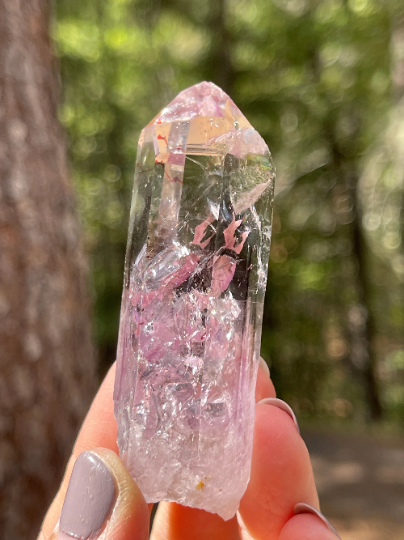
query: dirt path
[{"left": 303, "top": 430, "right": 404, "bottom": 539}]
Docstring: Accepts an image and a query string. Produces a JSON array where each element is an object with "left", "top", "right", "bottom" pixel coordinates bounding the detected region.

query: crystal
[{"left": 114, "top": 82, "right": 275, "bottom": 519}]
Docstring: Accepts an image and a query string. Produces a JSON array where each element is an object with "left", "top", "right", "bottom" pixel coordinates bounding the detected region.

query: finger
[
  {"left": 255, "top": 358, "right": 276, "bottom": 402},
  {"left": 72, "top": 362, "right": 118, "bottom": 454},
  {"left": 39, "top": 448, "right": 149, "bottom": 540},
  {"left": 150, "top": 360, "right": 273, "bottom": 540},
  {"left": 150, "top": 503, "right": 240, "bottom": 540},
  {"left": 238, "top": 400, "right": 319, "bottom": 540},
  {"left": 279, "top": 511, "right": 341, "bottom": 540},
  {"left": 41, "top": 363, "right": 120, "bottom": 538}
]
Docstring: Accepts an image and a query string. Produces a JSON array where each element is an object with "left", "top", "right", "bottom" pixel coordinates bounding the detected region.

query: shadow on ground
[{"left": 303, "top": 430, "right": 404, "bottom": 540}]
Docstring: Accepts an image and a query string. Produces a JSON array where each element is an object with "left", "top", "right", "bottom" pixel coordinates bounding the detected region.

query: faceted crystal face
[{"left": 114, "top": 81, "right": 275, "bottom": 519}]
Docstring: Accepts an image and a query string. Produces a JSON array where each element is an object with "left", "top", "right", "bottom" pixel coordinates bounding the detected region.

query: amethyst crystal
[{"left": 114, "top": 82, "right": 275, "bottom": 519}]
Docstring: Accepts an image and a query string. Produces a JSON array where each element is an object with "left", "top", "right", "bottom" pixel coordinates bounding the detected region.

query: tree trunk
[
  {"left": 346, "top": 170, "right": 383, "bottom": 420},
  {"left": 326, "top": 123, "right": 383, "bottom": 421},
  {"left": 0, "top": 1, "right": 96, "bottom": 538}
]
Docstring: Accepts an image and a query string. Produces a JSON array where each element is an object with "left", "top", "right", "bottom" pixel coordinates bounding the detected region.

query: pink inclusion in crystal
[
  {"left": 192, "top": 216, "right": 216, "bottom": 249},
  {"left": 211, "top": 255, "right": 237, "bottom": 297},
  {"left": 223, "top": 215, "right": 249, "bottom": 254},
  {"left": 114, "top": 81, "right": 275, "bottom": 520}
]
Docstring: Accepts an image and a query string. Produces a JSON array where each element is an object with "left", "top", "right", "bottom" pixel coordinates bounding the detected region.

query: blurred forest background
[
  {"left": 55, "top": 0, "right": 404, "bottom": 425},
  {"left": 1, "top": 0, "right": 404, "bottom": 539}
]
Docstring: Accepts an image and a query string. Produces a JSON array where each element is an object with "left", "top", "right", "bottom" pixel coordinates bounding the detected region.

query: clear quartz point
[{"left": 114, "top": 81, "right": 275, "bottom": 519}]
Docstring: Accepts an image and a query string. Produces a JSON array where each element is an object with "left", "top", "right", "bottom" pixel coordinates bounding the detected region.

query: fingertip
[
  {"left": 40, "top": 455, "right": 76, "bottom": 539},
  {"left": 279, "top": 513, "right": 341, "bottom": 540},
  {"left": 92, "top": 448, "right": 149, "bottom": 540},
  {"left": 41, "top": 448, "right": 149, "bottom": 540},
  {"left": 253, "top": 402, "right": 302, "bottom": 458},
  {"left": 256, "top": 398, "right": 299, "bottom": 433},
  {"left": 259, "top": 357, "right": 270, "bottom": 377},
  {"left": 294, "top": 503, "right": 341, "bottom": 539},
  {"left": 255, "top": 362, "right": 276, "bottom": 402}
]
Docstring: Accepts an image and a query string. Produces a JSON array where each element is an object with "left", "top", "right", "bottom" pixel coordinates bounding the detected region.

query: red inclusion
[{"left": 157, "top": 134, "right": 168, "bottom": 145}]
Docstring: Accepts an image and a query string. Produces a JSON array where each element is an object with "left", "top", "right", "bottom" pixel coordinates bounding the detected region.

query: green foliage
[{"left": 55, "top": 0, "right": 404, "bottom": 425}]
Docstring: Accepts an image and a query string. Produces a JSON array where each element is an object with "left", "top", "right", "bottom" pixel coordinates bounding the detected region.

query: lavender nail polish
[
  {"left": 257, "top": 397, "right": 300, "bottom": 433},
  {"left": 60, "top": 451, "right": 116, "bottom": 540},
  {"left": 294, "top": 503, "right": 341, "bottom": 539}
]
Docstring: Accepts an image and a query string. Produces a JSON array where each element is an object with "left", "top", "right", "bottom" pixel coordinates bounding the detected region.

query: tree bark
[
  {"left": 347, "top": 169, "right": 383, "bottom": 420},
  {"left": 326, "top": 122, "right": 383, "bottom": 420},
  {"left": 0, "top": 1, "right": 96, "bottom": 538}
]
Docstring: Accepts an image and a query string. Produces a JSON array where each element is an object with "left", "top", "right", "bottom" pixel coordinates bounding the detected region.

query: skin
[{"left": 38, "top": 363, "right": 339, "bottom": 540}]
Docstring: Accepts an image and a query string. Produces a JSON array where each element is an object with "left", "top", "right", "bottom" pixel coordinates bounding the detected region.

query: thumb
[{"left": 38, "top": 448, "right": 149, "bottom": 540}]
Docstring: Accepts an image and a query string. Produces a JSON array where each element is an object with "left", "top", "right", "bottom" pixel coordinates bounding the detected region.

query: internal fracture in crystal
[{"left": 114, "top": 81, "right": 275, "bottom": 519}]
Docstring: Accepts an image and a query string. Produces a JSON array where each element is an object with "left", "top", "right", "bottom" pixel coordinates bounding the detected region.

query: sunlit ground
[{"left": 303, "top": 427, "right": 404, "bottom": 539}]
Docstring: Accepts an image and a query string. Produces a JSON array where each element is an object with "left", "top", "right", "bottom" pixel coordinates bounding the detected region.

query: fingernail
[
  {"left": 257, "top": 397, "right": 300, "bottom": 434},
  {"left": 294, "top": 503, "right": 341, "bottom": 539},
  {"left": 59, "top": 451, "right": 117, "bottom": 540},
  {"left": 259, "top": 357, "right": 270, "bottom": 377}
]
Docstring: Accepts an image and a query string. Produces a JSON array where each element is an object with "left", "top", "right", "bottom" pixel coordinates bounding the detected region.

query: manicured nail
[
  {"left": 59, "top": 451, "right": 117, "bottom": 540},
  {"left": 257, "top": 397, "right": 300, "bottom": 433},
  {"left": 294, "top": 503, "right": 341, "bottom": 539},
  {"left": 259, "top": 357, "right": 270, "bottom": 377}
]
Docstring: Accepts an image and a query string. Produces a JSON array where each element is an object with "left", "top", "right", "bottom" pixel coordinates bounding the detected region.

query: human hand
[{"left": 38, "top": 360, "right": 341, "bottom": 540}]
